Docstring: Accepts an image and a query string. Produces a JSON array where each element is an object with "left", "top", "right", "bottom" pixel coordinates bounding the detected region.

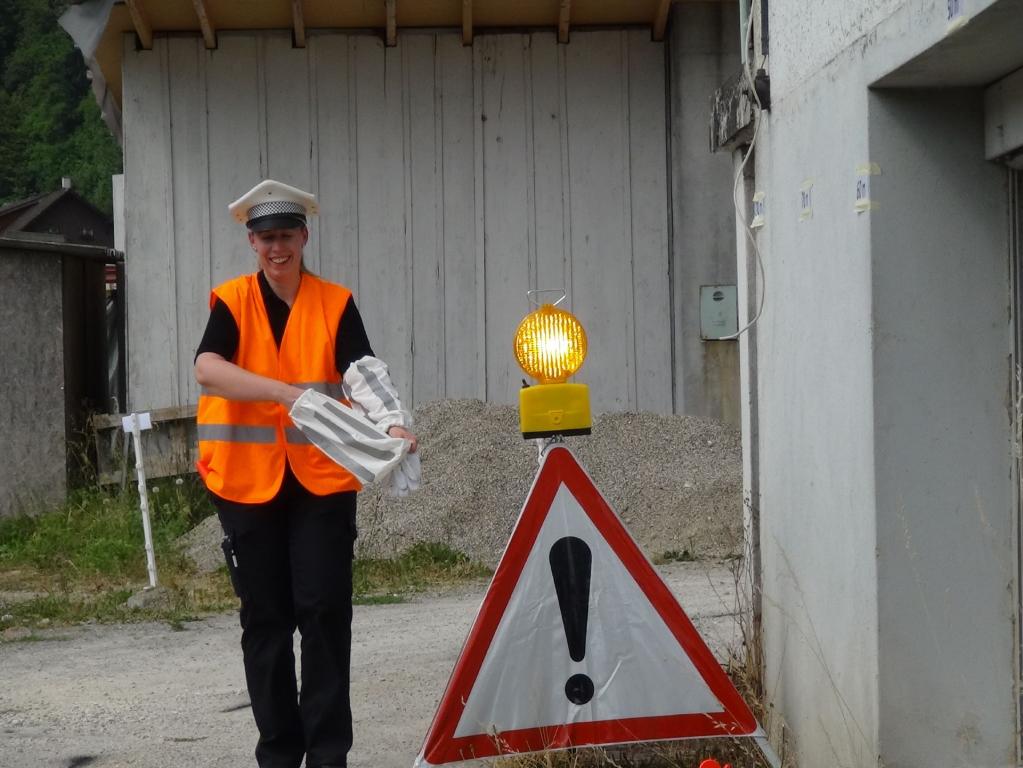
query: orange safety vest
[{"left": 196, "top": 272, "right": 361, "bottom": 502}]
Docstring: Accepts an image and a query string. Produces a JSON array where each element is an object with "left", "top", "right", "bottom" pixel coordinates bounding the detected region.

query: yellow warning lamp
[{"left": 514, "top": 294, "right": 592, "bottom": 439}]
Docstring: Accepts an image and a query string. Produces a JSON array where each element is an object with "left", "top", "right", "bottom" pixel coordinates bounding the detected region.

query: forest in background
[{"left": 0, "top": 0, "right": 122, "bottom": 213}]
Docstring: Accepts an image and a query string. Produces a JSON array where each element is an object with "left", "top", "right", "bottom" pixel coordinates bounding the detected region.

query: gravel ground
[
  {"left": 180, "top": 400, "right": 743, "bottom": 572},
  {"left": 0, "top": 562, "right": 743, "bottom": 768},
  {"left": 6, "top": 404, "right": 747, "bottom": 767}
]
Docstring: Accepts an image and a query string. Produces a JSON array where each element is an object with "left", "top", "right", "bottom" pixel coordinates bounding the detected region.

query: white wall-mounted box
[{"left": 700, "top": 284, "right": 738, "bottom": 340}]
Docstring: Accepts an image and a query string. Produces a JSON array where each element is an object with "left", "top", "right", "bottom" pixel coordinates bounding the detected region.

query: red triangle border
[{"left": 419, "top": 446, "right": 757, "bottom": 765}]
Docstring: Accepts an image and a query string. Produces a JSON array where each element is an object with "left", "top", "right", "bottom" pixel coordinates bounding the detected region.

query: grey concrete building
[{"left": 719, "top": 0, "right": 1023, "bottom": 764}]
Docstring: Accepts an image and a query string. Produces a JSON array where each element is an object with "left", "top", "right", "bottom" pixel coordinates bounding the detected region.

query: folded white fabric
[
  {"left": 342, "top": 355, "right": 411, "bottom": 433},
  {"left": 389, "top": 451, "right": 422, "bottom": 498},
  {"left": 289, "top": 389, "right": 409, "bottom": 487}
]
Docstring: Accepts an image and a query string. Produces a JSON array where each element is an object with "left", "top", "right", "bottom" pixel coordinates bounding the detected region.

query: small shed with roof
[{"left": 61, "top": 0, "right": 746, "bottom": 429}]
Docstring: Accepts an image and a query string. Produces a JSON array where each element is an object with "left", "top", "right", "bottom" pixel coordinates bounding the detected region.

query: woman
[{"left": 195, "top": 179, "right": 416, "bottom": 768}]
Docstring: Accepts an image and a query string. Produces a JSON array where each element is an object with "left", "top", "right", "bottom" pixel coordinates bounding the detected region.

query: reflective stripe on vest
[
  {"left": 197, "top": 424, "right": 278, "bottom": 444},
  {"left": 196, "top": 272, "right": 358, "bottom": 503}
]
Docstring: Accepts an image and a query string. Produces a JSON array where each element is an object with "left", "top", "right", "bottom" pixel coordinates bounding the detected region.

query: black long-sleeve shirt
[{"left": 196, "top": 271, "right": 373, "bottom": 374}]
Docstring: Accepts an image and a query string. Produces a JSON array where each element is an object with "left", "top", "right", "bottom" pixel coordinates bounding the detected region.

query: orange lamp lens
[{"left": 513, "top": 304, "right": 587, "bottom": 384}]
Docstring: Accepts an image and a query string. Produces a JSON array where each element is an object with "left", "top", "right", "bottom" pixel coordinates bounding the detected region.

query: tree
[{"left": 0, "top": 0, "right": 122, "bottom": 212}]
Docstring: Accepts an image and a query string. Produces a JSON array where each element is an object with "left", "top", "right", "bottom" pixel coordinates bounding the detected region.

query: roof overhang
[
  {"left": 871, "top": 0, "right": 1023, "bottom": 87},
  {"left": 62, "top": 0, "right": 704, "bottom": 140}
]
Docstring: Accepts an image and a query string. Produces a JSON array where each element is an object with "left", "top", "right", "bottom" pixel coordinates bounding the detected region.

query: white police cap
[{"left": 228, "top": 179, "right": 319, "bottom": 231}]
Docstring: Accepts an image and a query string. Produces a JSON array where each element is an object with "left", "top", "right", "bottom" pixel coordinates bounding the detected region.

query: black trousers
[{"left": 213, "top": 466, "right": 357, "bottom": 768}]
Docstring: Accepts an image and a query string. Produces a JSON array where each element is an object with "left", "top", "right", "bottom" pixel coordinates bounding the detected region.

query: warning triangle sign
[{"left": 414, "top": 446, "right": 758, "bottom": 767}]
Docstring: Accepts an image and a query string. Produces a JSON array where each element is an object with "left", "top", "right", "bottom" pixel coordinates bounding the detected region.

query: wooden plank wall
[{"left": 121, "top": 29, "right": 670, "bottom": 415}]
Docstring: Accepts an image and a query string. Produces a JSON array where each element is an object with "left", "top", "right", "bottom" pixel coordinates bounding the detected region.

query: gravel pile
[{"left": 180, "top": 399, "right": 742, "bottom": 571}]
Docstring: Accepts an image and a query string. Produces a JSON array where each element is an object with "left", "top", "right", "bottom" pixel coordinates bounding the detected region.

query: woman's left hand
[{"left": 388, "top": 425, "right": 418, "bottom": 453}]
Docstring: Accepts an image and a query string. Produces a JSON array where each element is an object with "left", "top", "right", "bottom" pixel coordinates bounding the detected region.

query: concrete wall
[
  {"left": 668, "top": 2, "right": 742, "bottom": 423},
  {"left": 744, "top": 0, "right": 1020, "bottom": 764},
  {"left": 0, "top": 249, "right": 67, "bottom": 517},
  {"left": 769, "top": 0, "right": 902, "bottom": 94},
  {"left": 869, "top": 87, "right": 1015, "bottom": 767},
  {"left": 754, "top": 50, "right": 881, "bottom": 766}
]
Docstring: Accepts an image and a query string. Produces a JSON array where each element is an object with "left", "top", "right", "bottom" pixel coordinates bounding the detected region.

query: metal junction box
[{"left": 700, "top": 284, "right": 738, "bottom": 340}]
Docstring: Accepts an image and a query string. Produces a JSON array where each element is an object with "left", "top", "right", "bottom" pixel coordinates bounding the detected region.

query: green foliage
[
  {"left": 0, "top": 476, "right": 212, "bottom": 579},
  {"left": 0, "top": 479, "right": 489, "bottom": 627},
  {"left": 0, "top": 0, "right": 121, "bottom": 211}
]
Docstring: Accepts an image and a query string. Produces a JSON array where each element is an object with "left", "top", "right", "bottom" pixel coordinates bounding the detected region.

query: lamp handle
[{"left": 526, "top": 288, "right": 567, "bottom": 308}]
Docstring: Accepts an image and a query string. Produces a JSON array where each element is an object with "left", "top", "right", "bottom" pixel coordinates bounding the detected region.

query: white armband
[{"left": 342, "top": 355, "right": 411, "bottom": 432}]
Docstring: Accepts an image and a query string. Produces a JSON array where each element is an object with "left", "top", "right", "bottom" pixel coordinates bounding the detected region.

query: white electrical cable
[{"left": 720, "top": 3, "right": 766, "bottom": 341}]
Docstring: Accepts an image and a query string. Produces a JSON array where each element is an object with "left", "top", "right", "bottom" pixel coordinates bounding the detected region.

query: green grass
[
  {"left": 0, "top": 476, "right": 212, "bottom": 579},
  {"left": 653, "top": 549, "right": 695, "bottom": 565},
  {"left": 0, "top": 479, "right": 490, "bottom": 632},
  {"left": 353, "top": 542, "right": 492, "bottom": 599}
]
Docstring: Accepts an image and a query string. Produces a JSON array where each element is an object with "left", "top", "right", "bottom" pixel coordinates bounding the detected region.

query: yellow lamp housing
[
  {"left": 514, "top": 302, "right": 592, "bottom": 439},
  {"left": 519, "top": 382, "right": 591, "bottom": 439}
]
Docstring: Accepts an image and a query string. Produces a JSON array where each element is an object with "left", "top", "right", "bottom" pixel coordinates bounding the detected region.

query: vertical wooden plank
[
  {"left": 347, "top": 38, "right": 360, "bottom": 298},
  {"left": 558, "top": 43, "right": 574, "bottom": 315},
  {"left": 167, "top": 36, "right": 210, "bottom": 407},
  {"left": 400, "top": 37, "right": 415, "bottom": 405},
  {"left": 311, "top": 33, "right": 358, "bottom": 290},
  {"left": 406, "top": 33, "right": 444, "bottom": 405},
  {"left": 565, "top": 30, "right": 633, "bottom": 411},
  {"left": 528, "top": 32, "right": 568, "bottom": 300},
  {"left": 438, "top": 33, "right": 479, "bottom": 398},
  {"left": 354, "top": 36, "right": 412, "bottom": 404},
  {"left": 619, "top": 31, "right": 638, "bottom": 411},
  {"left": 206, "top": 34, "right": 263, "bottom": 287},
  {"left": 112, "top": 174, "right": 125, "bottom": 250},
  {"left": 523, "top": 38, "right": 537, "bottom": 294},
  {"left": 306, "top": 33, "right": 320, "bottom": 270},
  {"left": 122, "top": 34, "right": 178, "bottom": 410},
  {"left": 480, "top": 34, "right": 532, "bottom": 405},
  {"left": 627, "top": 31, "right": 672, "bottom": 413},
  {"left": 264, "top": 32, "right": 316, "bottom": 269},
  {"left": 472, "top": 40, "right": 487, "bottom": 400}
]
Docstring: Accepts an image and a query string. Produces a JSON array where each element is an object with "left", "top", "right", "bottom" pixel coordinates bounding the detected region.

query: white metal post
[{"left": 127, "top": 413, "right": 158, "bottom": 589}]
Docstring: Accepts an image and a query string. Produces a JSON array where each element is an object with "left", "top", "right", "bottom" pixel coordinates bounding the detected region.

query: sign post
[{"left": 122, "top": 412, "right": 157, "bottom": 589}]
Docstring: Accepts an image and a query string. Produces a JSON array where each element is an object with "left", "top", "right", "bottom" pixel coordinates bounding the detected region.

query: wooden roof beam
[
  {"left": 653, "top": 0, "right": 672, "bottom": 41},
  {"left": 292, "top": 0, "right": 306, "bottom": 48},
  {"left": 191, "top": 0, "right": 216, "bottom": 49},
  {"left": 558, "top": 0, "right": 571, "bottom": 44},
  {"left": 462, "top": 0, "right": 473, "bottom": 46},
  {"left": 125, "top": 0, "right": 153, "bottom": 50},
  {"left": 385, "top": 0, "right": 397, "bottom": 47}
]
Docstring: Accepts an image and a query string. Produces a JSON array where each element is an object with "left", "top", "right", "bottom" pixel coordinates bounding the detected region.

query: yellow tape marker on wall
[
  {"left": 945, "top": 0, "right": 970, "bottom": 34},
  {"left": 751, "top": 191, "right": 766, "bottom": 229},
  {"left": 799, "top": 180, "right": 813, "bottom": 222},
  {"left": 854, "top": 162, "right": 882, "bottom": 213}
]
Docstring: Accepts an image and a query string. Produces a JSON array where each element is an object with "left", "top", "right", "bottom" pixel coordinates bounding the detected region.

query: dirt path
[{"left": 0, "top": 562, "right": 742, "bottom": 768}]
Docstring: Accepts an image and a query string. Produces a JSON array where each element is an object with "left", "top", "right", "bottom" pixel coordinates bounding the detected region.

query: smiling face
[{"left": 248, "top": 226, "right": 308, "bottom": 285}]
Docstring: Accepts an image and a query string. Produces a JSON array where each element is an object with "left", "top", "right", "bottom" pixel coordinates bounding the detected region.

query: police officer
[{"left": 194, "top": 180, "right": 417, "bottom": 768}]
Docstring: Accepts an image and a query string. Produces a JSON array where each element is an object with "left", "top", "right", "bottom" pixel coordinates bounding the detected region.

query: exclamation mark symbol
[{"left": 549, "top": 536, "right": 594, "bottom": 705}]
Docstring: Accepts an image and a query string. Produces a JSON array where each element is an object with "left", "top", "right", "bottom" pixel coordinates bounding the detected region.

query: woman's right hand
[{"left": 277, "top": 383, "right": 306, "bottom": 408}]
